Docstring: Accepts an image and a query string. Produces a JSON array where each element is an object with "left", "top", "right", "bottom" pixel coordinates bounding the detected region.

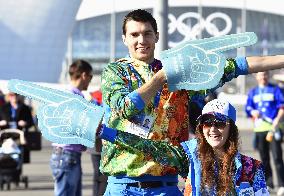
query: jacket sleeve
[
  {"left": 101, "top": 62, "right": 145, "bottom": 120},
  {"left": 275, "top": 86, "right": 284, "bottom": 109},
  {"left": 211, "top": 57, "right": 248, "bottom": 91},
  {"left": 113, "top": 130, "right": 189, "bottom": 177},
  {"left": 252, "top": 163, "right": 269, "bottom": 195},
  {"left": 245, "top": 89, "right": 255, "bottom": 118},
  {"left": 22, "top": 105, "right": 34, "bottom": 129}
]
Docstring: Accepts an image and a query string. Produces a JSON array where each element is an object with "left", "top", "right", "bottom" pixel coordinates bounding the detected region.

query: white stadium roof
[{"left": 77, "top": 0, "right": 284, "bottom": 20}]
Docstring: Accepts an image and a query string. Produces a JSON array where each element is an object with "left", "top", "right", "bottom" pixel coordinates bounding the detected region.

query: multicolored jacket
[{"left": 101, "top": 57, "right": 248, "bottom": 177}]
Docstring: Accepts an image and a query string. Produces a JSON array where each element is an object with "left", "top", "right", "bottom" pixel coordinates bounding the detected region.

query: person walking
[
  {"left": 246, "top": 71, "right": 284, "bottom": 195},
  {"left": 0, "top": 92, "right": 34, "bottom": 131},
  {"left": 50, "top": 60, "right": 93, "bottom": 196},
  {"left": 0, "top": 92, "right": 34, "bottom": 163}
]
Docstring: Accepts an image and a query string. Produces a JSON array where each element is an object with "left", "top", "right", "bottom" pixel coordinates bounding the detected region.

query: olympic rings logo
[{"left": 168, "top": 12, "right": 232, "bottom": 47}]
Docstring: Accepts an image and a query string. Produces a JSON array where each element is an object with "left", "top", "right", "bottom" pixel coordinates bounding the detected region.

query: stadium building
[{"left": 1, "top": 0, "right": 284, "bottom": 93}]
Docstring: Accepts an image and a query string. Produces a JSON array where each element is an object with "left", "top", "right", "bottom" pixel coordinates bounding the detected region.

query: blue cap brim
[{"left": 197, "top": 112, "right": 229, "bottom": 123}]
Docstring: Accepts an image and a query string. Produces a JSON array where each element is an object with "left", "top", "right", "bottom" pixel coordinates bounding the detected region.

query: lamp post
[
  {"left": 236, "top": 0, "right": 247, "bottom": 95},
  {"left": 110, "top": 0, "right": 116, "bottom": 62},
  {"left": 154, "top": 0, "right": 169, "bottom": 58}
]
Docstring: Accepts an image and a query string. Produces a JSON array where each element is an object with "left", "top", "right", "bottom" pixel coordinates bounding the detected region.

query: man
[
  {"left": 246, "top": 71, "right": 284, "bottom": 195},
  {"left": 101, "top": 9, "right": 284, "bottom": 195},
  {"left": 50, "top": 60, "right": 93, "bottom": 196}
]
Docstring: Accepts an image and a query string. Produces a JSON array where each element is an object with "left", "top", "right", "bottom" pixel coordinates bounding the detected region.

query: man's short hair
[
  {"left": 69, "top": 60, "right": 93, "bottom": 80},
  {"left": 122, "top": 9, "right": 157, "bottom": 35}
]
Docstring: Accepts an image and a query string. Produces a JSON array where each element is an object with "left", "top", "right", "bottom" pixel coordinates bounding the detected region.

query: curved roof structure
[
  {"left": 77, "top": 0, "right": 284, "bottom": 20},
  {"left": 0, "top": 0, "right": 81, "bottom": 82}
]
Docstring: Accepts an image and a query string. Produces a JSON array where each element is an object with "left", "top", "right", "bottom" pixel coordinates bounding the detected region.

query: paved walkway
[{"left": 0, "top": 140, "right": 93, "bottom": 196}]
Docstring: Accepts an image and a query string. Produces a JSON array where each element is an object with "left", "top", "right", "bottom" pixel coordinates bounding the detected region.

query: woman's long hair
[{"left": 196, "top": 119, "right": 239, "bottom": 195}]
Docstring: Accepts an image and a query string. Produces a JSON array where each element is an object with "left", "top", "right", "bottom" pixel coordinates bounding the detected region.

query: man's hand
[
  {"left": 160, "top": 32, "right": 257, "bottom": 91},
  {"left": 250, "top": 110, "right": 260, "bottom": 120},
  {"left": 8, "top": 79, "right": 104, "bottom": 148}
]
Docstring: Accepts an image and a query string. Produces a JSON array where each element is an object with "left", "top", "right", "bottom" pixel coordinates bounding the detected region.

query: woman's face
[
  {"left": 8, "top": 93, "right": 18, "bottom": 104},
  {"left": 202, "top": 117, "right": 230, "bottom": 151}
]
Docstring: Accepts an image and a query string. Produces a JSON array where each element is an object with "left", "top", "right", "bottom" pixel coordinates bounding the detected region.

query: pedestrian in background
[
  {"left": 50, "top": 60, "right": 93, "bottom": 196},
  {"left": 246, "top": 71, "right": 284, "bottom": 195},
  {"left": 0, "top": 92, "right": 34, "bottom": 163}
]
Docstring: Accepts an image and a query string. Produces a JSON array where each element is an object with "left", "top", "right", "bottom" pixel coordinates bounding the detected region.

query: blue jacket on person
[{"left": 246, "top": 83, "right": 284, "bottom": 122}]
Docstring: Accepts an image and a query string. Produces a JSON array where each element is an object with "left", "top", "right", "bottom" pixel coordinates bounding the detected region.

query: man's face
[
  {"left": 256, "top": 71, "right": 269, "bottom": 86},
  {"left": 122, "top": 20, "right": 159, "bottom": 64},
  {"left": 82, "top": 72, "right": 93, "bottom": 90}
]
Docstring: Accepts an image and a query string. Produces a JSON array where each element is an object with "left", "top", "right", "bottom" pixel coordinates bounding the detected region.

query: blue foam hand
[
  {"left": 160, "top": 32, "right": 258, "bottom": 92},
  {"left": 8, "top": 79, "right": 104, "bottom": 148}
]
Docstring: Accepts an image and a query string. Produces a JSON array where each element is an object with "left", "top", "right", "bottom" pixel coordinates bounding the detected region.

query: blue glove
[
  {"left": 160, "top": 32, "right": 258, "bottom": 92},
  {"left": 8, "top": 79, "right": 104, "bottom": 148}
]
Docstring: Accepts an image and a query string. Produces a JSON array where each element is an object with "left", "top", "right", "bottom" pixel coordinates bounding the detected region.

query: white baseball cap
[{"left": 199, "top": 98, "right": 236, "bottom": 122}]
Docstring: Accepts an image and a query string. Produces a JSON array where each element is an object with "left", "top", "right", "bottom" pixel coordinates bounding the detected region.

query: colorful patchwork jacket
[{"left": 101, "top": 57, "right": 248, "bottom": 177}]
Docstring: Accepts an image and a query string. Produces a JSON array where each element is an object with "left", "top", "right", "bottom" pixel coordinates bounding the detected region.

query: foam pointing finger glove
[
  {"left": 160, "top": 32, "right": 258, "bottom": 92},
  {"left": 8, "top": 79, "right": 104, "bottom": 148}
]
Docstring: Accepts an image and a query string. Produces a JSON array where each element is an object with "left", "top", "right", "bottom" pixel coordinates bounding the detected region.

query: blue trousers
[
  {"left": 50, "top": 149, "right": 82, "bottom": 196},
  {"left": 103, "top": 182, "right": 183, "bottom": 196}
]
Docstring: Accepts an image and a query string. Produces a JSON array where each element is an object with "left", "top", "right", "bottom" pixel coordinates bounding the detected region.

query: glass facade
[{"left": 72, "top": 7, "right": 284, "bottom": 67}]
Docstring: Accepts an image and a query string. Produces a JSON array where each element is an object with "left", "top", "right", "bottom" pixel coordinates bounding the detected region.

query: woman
[
  {"left": 0, "top": 92, "right": 34, "bottom": 131},
  {"left": 0, "top": 92, "right": 34, "bottom": 163},
  {"left": 99, "top": 99, "right": 269, "bottom": 195}
]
